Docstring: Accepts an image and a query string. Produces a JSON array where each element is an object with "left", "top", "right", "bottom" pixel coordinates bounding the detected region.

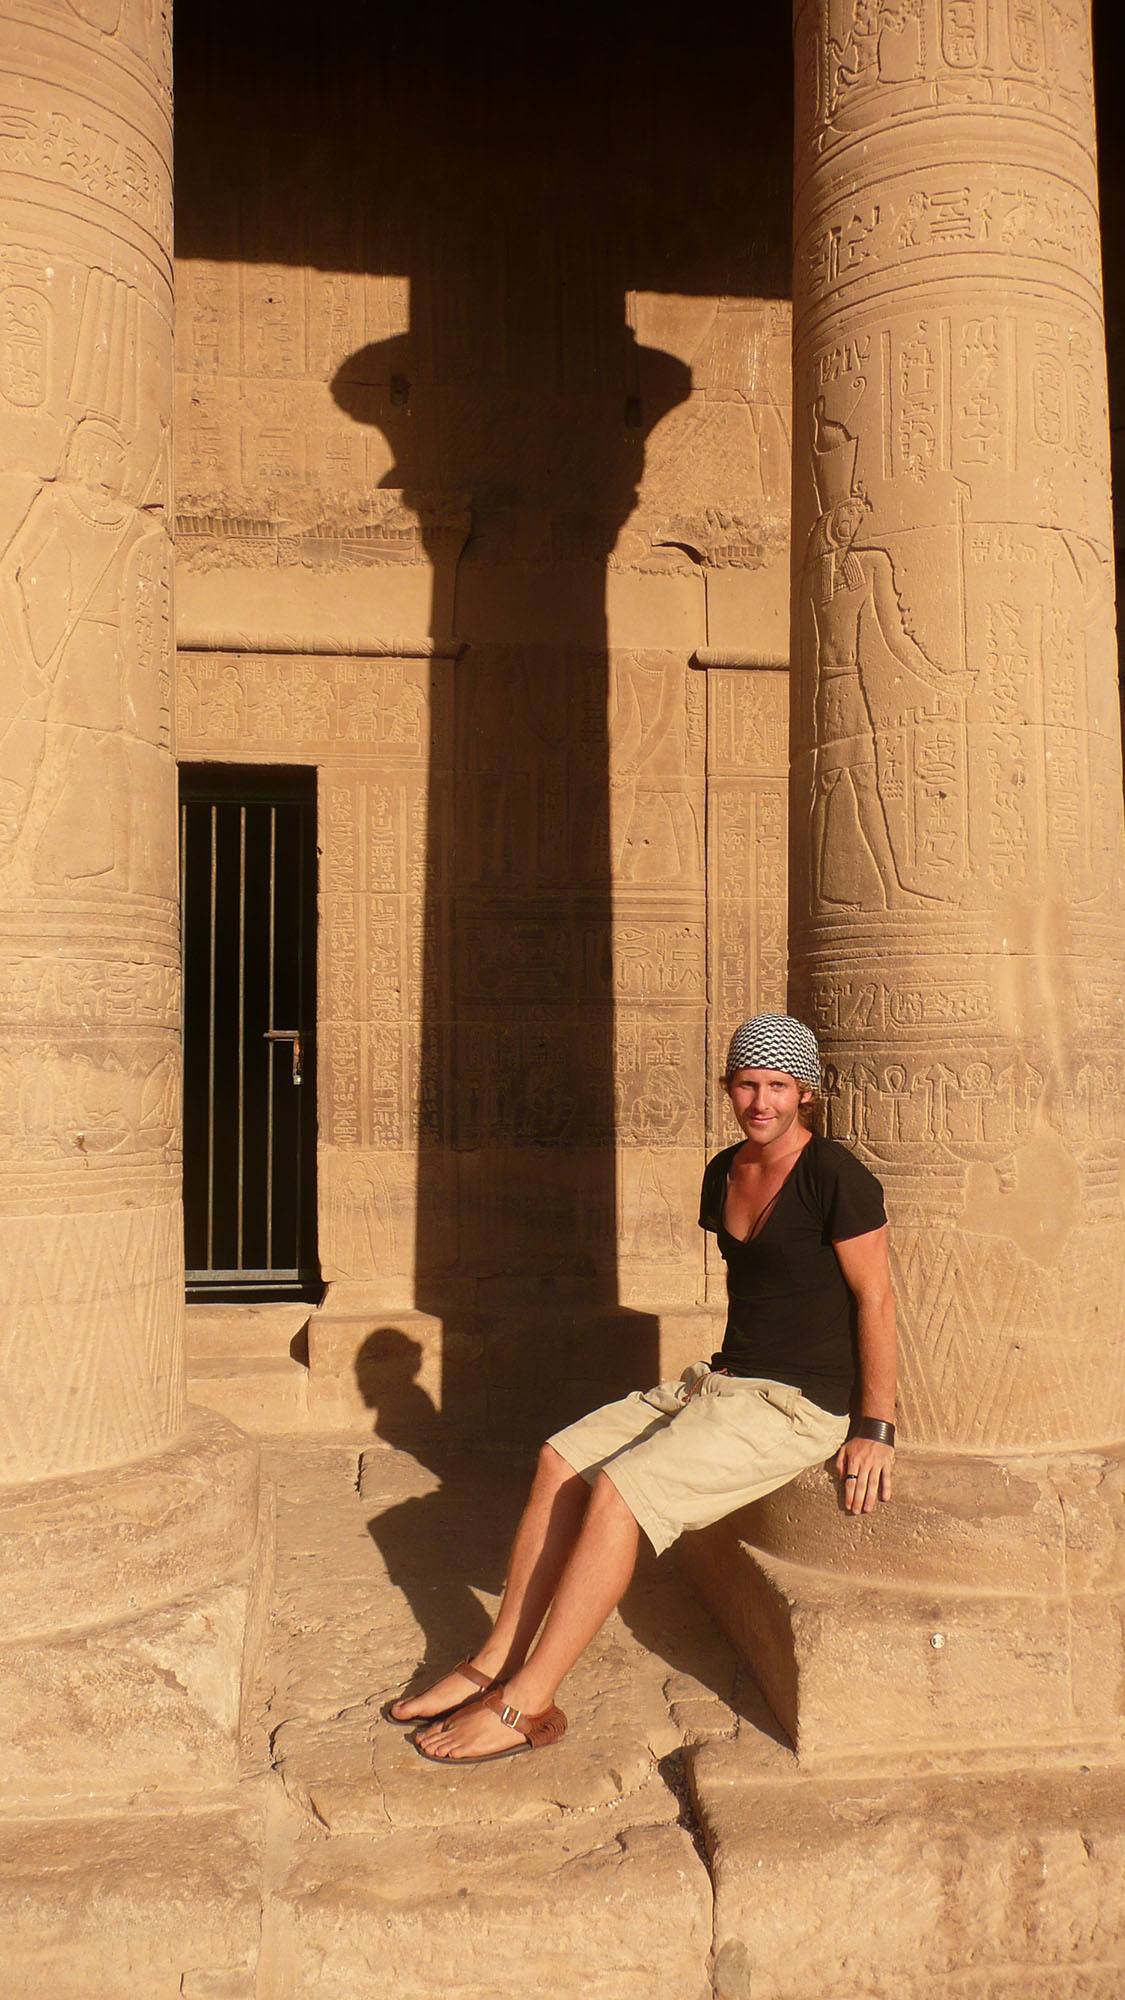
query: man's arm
[{"left": 832, "top": 1223, "right": 896, "bottom": 1515}]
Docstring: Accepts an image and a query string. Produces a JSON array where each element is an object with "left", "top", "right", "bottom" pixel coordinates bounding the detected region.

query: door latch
[{"left": 264, "top": 1028, "right": 302, "bottom": 1085}]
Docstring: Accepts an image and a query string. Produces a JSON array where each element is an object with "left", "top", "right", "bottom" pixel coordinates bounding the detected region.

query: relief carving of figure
[
  {"left": 327, "top": 1154, "right": 396, "bottom": 1279},
  {"left": 824, "top": 0, "right": 925, "bottom": 131},
  {"left": 608, "top": 652, "right": 700, "bottom": 883},
  {"left": 0, "top": 417, "right": 154, "bottom": 888},
  {"left": 803, "top": 399, "right": 971, "bottom": 911},
  {"left": 283, "top": 663, "right": 336, "bottom": 742}
]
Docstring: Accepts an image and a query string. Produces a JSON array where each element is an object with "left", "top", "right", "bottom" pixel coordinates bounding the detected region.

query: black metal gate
[{"left": 180, "top": 765, "right": 319, "bottom": 1299}]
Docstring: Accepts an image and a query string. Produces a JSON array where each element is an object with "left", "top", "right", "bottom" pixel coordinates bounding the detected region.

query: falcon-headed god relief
[{"left": 802, "top": 398, "right": 972, "bottom": 912}]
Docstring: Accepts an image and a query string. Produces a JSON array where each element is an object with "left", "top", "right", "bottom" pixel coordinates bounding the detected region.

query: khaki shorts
[{"left": 547, "top": 1363, "right": 849, "bottom": 1556}]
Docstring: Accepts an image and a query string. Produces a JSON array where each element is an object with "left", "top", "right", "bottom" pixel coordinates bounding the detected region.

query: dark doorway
[{"left": 180, "top": 763, "right": 319, "bottom": 1301}]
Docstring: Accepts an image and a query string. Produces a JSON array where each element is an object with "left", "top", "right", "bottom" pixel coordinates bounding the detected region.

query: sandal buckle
[{"left": 499, "top": 1702, "right": 522, "bottom": 1729}]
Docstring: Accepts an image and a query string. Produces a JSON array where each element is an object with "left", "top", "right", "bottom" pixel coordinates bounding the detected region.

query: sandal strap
[
  {"left": 453, "top": 1658, "right": 495, "bottom": 1693},
  {"left": 480, "top": 1686, "right": 567, "bottom": 1748}
]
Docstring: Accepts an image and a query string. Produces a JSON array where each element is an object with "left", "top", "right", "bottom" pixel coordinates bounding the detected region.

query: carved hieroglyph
[
  {"left": 791, "top": 0, "right": 1125, "bottom": 1447},
  {"left": 0, "top": 0, "right": 184, "bottom": 1479}
]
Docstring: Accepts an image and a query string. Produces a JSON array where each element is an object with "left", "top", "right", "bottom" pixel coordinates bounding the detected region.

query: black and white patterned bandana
[{"left": 724, "top": 1014, "right": 821, "bottom": 1091}]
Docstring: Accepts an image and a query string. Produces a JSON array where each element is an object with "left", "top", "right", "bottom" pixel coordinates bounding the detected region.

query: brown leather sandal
[
  {"left": 382, "top": 1658, "right": 497, "bottom": 1726},
  {"left": 410, "top": 1686, "right": 567, "bottom": 1764}
]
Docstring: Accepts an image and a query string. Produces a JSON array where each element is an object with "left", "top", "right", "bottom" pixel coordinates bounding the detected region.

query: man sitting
[{"left": 386, "top": 1012, "right": 897, "bottom": 1764}]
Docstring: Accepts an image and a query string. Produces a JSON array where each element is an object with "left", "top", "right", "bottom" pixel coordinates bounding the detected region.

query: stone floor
[
  {"left": 6, "top": 1429, "right": 1121, "bottom": 1998},
  {"left": 2, "top": 1432, "right": 749, "bottom": 1999},
  {"left": 254, "top": 1434, "right": 743, "bottom": 1999}
]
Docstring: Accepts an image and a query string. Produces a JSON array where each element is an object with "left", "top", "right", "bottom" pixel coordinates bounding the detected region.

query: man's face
[{"left": 725, "top": 1066, "right": 810, "bottom": 1147}]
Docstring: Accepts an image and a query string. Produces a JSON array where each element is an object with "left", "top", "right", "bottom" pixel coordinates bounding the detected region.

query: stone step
[
  {"left": 269, "top": 1655, "right": 685, "bottom": 1837},
  {"left": 185, "top": 1296, "right": 729, "bottom": 1443},
  {"left": 186, "top": 1302, "right": 314, "bottom": 1361},
  {"left": 0, "top": 1795, "right": 265, "bottom": 2000},
  {"left": 269, "top": 1815, "right": 712, "bottom": 2000},
  {"left": 186, "top": 1303, "right": 313, "bottom": 1434},
  {"left": 692, "top": 1735, "right": 1125, "bottom": 2000}
]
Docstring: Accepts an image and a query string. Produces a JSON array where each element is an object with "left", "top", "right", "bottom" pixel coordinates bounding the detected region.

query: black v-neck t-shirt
[{"left": 698, "top": 1134, "right": 887, "bottom": 1415}]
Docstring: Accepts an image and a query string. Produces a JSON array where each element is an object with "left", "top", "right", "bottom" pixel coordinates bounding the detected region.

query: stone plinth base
[
  {"left": 694, "top": 1736, "right": 1124, "bottom": 2000},
  {"left": 681, "top": 1444, "right": 1125, "bottom": 1767},
  {"left": 0, "top": 1409, "right": 271, "bottom": 1806}
]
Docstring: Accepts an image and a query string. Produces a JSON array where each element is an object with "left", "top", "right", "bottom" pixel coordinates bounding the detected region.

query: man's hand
[{"left": 834, "top": 1436, "right": 893, "bottom": 1514}]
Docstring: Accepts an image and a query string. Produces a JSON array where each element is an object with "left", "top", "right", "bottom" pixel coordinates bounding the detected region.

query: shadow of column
[
  {"left": 172, "top": 0, "right": 800, "bottom": 1730},
  {"left": 329, "top": 57, "right": 693, "bottom": 1439}
]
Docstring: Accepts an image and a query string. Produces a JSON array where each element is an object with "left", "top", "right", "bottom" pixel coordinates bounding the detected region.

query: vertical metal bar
[
  {"left": 237, "top": 805, "right": 246, "bottom": 1270},
  {"left": 179, "top": 800, "right": 187, "bottom": 951},
  {"left": 265, "top": 804, "right": 276, "bottom": 1272},
  {"left": 293, "top": 801, "right": 304, "bottom": 1275},
  {"left": 179, "top": 798, "right": 188, "bottom": 1266},
  {"left": 207, "top": 803, "right": 217, "bottom": 1273}
]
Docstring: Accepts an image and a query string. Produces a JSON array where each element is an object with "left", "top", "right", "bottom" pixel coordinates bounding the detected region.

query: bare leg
[
  {"left": 390, "top": 1444, "right": 589, "bottom": 1720},
  {"left": 417, "top": 1470, "right": 640, "bottom": 1758}
]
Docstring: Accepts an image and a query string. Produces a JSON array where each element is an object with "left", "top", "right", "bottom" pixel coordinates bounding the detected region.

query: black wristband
[{"left": 853, "top": 1417, "right": 896, "bottom": 1447}]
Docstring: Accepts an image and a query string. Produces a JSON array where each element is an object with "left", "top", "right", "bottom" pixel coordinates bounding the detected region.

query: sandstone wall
[{"left": 172, "top": 26, "right": 795, "bottom": 1331}]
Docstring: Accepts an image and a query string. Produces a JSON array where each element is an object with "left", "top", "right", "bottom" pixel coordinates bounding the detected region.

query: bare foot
[
  {"left": 415, "top": 1700, "right": 528, "bottom": 1761},
  {"left": 388, "top": 1661, "right": 494, "bottom": 1724}
]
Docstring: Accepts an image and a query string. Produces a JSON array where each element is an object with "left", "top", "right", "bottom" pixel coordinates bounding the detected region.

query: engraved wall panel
[
  {"left": 0, "top": 0, "right": 183, "bottom": 1480},
  {"left": 791, "top": 0, "right": 1125, "bottom": 1448}
]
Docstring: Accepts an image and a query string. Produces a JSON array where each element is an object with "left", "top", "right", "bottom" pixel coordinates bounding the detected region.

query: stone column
[
  {"left": 686, "top": 1, "right": 1125, "bottom": 1769},
  {"left": 790, "top": 0, "right": 1123, "bottom": 1455},
  {"left": 0, "top": 0, "right": 265, "bottom": 1806}
]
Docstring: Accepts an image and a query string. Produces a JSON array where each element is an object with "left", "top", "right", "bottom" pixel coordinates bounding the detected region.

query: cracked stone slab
[
  {"left": 271, "top": 1637, "right": 683, "bottom": 1832},
  {"left": 270, "top": 1817, "right": 714, "bottom": 2000},
  {"left": 269, "top": 1573, "right": 685, "bottom": 1830}
]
